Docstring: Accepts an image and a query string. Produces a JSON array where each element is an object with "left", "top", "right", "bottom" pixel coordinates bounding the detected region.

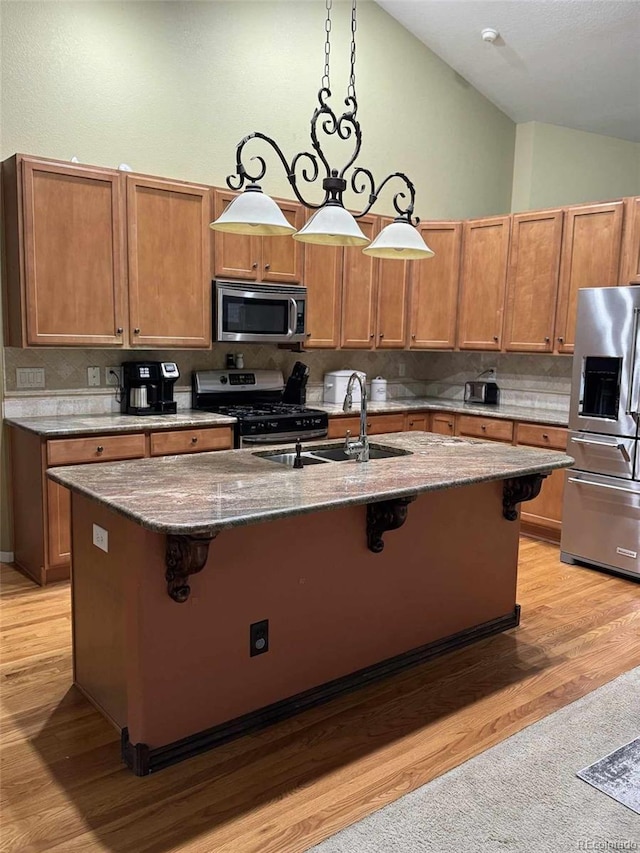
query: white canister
[{"left": 370, "top": 376, "right": 387, "bottom": 402}]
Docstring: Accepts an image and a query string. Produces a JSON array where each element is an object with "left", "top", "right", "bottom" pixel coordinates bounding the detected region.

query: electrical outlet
[
  {"left": 105, "top": 366, "right": 122, "bottom": 387},
  {"left": 487, "top": 367, "right": 497, "bottom": 381},
  {"left": 87, "top": 367, "right": 101, "bottom": 387},
  {"left": 92, "top": 524, "right": 109, "bottom": 553},
  {"left": 249, "top": 619, "right": 269, "bottom": 657},
  {"left": 398, "top": 362, "right": 406, "bottom": 378}
]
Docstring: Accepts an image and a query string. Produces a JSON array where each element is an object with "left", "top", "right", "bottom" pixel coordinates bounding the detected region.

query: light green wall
[
  {"left": 511, "top": 121, "right": 640, "bottom": 212},
  {"left": 0, "top": 0, "right": 517, "bottom": 553}
]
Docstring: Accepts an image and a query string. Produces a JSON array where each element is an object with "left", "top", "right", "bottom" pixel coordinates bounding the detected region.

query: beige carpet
[{"left": 309, "top": 668, "right": 640, "bottom": 853}]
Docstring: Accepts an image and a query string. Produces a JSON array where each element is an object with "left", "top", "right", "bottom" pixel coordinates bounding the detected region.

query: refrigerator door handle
[
  {"left": 569, "top": 436, "right": 631, "bottom": 463},
  {"left": 625, "top": 307, "right": 640, "bottom": 415},
  {"left": 567, "top": 477, "right": 639, "bottom": 496}
]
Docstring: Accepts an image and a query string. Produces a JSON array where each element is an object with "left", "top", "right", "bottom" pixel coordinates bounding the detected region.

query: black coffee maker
[{"left": 121, "top": 361, "right": 179, "bottom": 415}]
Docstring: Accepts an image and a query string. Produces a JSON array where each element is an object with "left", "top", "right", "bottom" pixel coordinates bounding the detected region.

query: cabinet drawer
[
  {"left": 516, "top": 423, "right": 567, "bottom": 451},
  {"left": 150, "top": 426, "right": 233, "bottom": 456},
  {"left": 327, "top": 413, "right": 406, "bottom": 439},
  {"left": 457, "top": 415, "right": 514, "bottom": 443},
  {"left": 47, "top": 433, "right": 146, "bottom": 466},
  {"left": 431, "top": 413, "right": 455, "bottom": 435}
]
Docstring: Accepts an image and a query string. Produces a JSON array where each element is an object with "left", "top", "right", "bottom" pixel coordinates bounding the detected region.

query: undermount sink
[{"left": 255, "top": 443, "right": 412, "bottom": 467}]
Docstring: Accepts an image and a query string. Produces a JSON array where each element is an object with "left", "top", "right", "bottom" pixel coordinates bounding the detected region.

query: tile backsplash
[{"left": 2, "top": 346, "right": 572, "bottom": 416}]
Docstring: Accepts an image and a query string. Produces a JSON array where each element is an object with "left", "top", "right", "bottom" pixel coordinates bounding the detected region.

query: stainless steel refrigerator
[{"left": 561, "top": 285, "right": 640, "bottom": 580}]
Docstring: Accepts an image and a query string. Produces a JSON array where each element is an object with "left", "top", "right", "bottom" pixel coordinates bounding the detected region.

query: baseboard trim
[
  {"left": 122, "top": 605, "right": 521, "bottom": 776},
  {"left": 0, "top": 551, "right": 15, "bottom": 563}
]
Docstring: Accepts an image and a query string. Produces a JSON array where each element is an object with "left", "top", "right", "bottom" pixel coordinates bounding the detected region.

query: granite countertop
[
  {"left": 47, "top": 432, "right": 573, "bottom": 537},
  {"left": 3, "top": 411, "right": 237, "bottom": 436},
  {"left": 314, "top": 397, "right": 569, "bottom": 426},
  {"left": 4, "top": 397, "right": 568, "bottom": 437}
]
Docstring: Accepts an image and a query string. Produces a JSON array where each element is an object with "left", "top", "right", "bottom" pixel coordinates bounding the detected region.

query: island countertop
[{"left": 47, "top": 432, "right": 573, "bottom": 537}]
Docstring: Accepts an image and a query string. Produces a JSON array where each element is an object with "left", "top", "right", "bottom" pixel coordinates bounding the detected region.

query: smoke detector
[{"left": 481, "top": 27, "right": 499, "bottom": 43}]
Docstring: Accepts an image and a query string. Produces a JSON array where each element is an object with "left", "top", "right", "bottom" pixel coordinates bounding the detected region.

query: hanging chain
[
  {"left": 348, "top": 0, "right": 357, "bottom": 101},
  {"left": 322, "top": 0, "right": 332, "bottom": 91}
]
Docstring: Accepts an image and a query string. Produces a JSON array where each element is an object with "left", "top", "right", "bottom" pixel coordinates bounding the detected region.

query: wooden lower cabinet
[
  {"left": 9, "top": 424, "right": 232, "bottom": 585},
  {"left": 516, "top": 423, "right": 568, "bottom": 543},
  {"left": 457, "top": 415, "right": 514, "bottom": 443},
  {"left": 327, "top": 413, "right": 406, "bottom": 439},
  {"left": 430, "top": 412, "right": 456, "bottom": 436},
  {"left": 405, "top": 412, "right": 430, "bottom": 431}
]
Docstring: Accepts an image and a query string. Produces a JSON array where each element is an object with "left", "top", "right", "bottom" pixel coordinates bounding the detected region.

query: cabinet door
[
  {"left": 409, "top": 222, "right": 461, "bottom": 349},
  {"left": 405, "top": 413, "right": 430, "bottom": 431},
  {"left": 261, "top": 199, "right": 304, "bottom": 283},
  {"left": 376, "top": 222, "right": 410, "bottom": 349},
  {"left": 46, "top": 480, "right": 71, "bottom": 568},
  {"left": 212, "top": 189, "right": 260, "bottom": 280},
  {"left": 304, "top": 242, "right": 343, "bottom": 348},
  {"left": 127, "top": 176, "right": 212, "bottom": 348},
  {"left": 341, "top": 216, "right": 378, "bottom": 348},
  {"left": 504, "top": 210, "right": 563, "bottom": 353},
  {"left": 21, "top": 158, "right": 126, "bottom": 346},
  {"left": 457, "top": 216, "right": 510, "bottom": 350},
  {"left": 457, "top": 415, "right": 514, "bottom": 443},
  {"left": 519, "top": 467, "right": 567, "bottom": 541},
  {"left": 620, "top": 196, "right": 640, "bottom": 284},
  {"left": 554, "top": 201, "right": 624, "bottom": 354},
  {"left": 431, "top": 413, "right": 455, "bottom": 436}
]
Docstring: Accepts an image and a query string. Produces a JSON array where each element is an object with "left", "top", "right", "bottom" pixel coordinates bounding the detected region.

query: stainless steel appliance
[
  {"left": 464, "top": 380, "right": 500, "bottom": 405},
  {"left": 214, "top": 280, "right": 307, "bottom": 344},
  {"left": 122, "top": 361, "right": 179, "bottom": 416},
  {"left": 192, "top": 369, "right": 328, "bottom": 447},
  {"left": 561, "top": 285, "right": 640, "bottom": 580}
]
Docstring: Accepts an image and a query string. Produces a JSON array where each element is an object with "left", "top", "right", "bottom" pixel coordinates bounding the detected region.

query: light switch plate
[
  {"left": 16, "top": 367, "right": 45, "bottom": 389},
  {"left": 92, "top": 524, "right": 109, "bottom": 553}
]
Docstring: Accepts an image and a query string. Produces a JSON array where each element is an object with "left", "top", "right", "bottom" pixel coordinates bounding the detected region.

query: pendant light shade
[
  {"left": 363, "top": 219, "right": 434, "bottom": 260},
  {"left": 292, "top": 202, "right": 370, "bottom": 247},
  {"left": 209, "top": 184, "right": 297, "bottom": 236}
]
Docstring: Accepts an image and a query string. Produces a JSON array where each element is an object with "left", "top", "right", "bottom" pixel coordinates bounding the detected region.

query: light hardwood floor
[{"left": 1, "top": 538, "right": 639, "bottom": 853}]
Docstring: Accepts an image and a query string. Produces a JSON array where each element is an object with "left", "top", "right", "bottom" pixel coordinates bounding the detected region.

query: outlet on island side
[{"left": 250, "top": 619, "right": 269, "bottom": 657}]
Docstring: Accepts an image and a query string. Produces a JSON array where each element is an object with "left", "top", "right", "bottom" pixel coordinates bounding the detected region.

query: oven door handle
[
  {"left": 568, "top": 477, "right": 639, "bottom": 496},
  {"left": 625, "top": 307, "right": 640, "bottom": 415},
  {"left": 569, "top": 436, "right": 631, "bottom": 463}
]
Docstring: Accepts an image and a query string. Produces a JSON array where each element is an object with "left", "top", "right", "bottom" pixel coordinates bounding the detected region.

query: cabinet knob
[
  {"left": 542, "top": 433, "right": 549, "bottom": 440},
  {"left": 448, "top": 422, "right": 453, "bottom": 428},
  {"left": 191, "top": 436, "right": 198, "bottom": 444},
  {"left": 411, "top": 334, "right": 416, "bottom": 340},
  {"left": 116, "top": 327, "right": 123, "bottom": 335},
  {"left": 369, "top": 333, "right": 374, "bottom": 339},
  {"left": 544, "top": 336, "right": 550, "bottom": 343},
  {"left": 306, "top": 332, "right": 312, "bottom": 337},
  {"left": 367, "top": 422, "right": 372, "bottom": 428},
  {"left": 557, "top": 336, "right": 564, "bottom": 343},
  {"left": 264, "top": 263, "right": 271, "bottom": 270},
  {"left": 252, "top": 262, "right": 258, "bottom": 269},
  {"left": 379, "top": 333, "right": 384, "bottom": 339},
  {"left": 493, "top": 335, "right": 499, "bottom": 342},
  {"left": 481, "top": 424, "right": 487, "bottom": 430},
  {"left": 96, "top": 445, "right": 104, "bottom": 453},
  {"left": 134, "top": 328, "right": 140, "bottom": 335}
]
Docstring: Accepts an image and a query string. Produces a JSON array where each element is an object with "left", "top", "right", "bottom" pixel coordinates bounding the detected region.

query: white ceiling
[{"left": 375, "top": 0, "right": 640, "bottom": 142}]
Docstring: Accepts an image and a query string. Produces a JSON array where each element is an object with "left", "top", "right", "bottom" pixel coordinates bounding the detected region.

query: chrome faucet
[{"left": 342, "top": 372, "right": 369, "bottom": 462}]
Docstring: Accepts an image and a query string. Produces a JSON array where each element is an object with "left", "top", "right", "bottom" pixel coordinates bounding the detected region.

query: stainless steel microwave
[{"left": 214, "top": 280, "right": 307, "bottom": 344}]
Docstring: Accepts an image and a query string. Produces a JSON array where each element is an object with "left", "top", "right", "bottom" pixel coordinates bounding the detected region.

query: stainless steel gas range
[
  {"left": 192, "top": 369, "right": 328, "bottom": 447},
  {"left": 561, "top": 285, "right": 640, "bottom": 581}
]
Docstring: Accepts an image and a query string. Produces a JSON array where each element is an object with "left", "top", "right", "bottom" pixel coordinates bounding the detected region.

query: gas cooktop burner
[{"left": 214, "top": 403, "right": 318, "bottom": 419}]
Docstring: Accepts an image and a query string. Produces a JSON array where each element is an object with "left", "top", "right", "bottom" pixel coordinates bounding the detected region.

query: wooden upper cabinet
[
  {"left": 341, "top": 215, "right": 378, "bottom": 348},
  {"left": 503, "top": 209, "right": 563, "bottom": 353},
  {"left": 554, "top": 201, "right": 624, "bottom": 353},
  {"left": 212, "top": 189, "right": 303, "bottom": 284},
  {"left": 303, "top": 239, "right": 343, "bottom": 349},
  {"left": 376, "top": 218, "right": 410, "bottom": 349},
  {"left": 457, "top": 216, "right": 510, "bottom": 350},
  {"left": 127, "top": 176, "right": 212, "bottom": 348},
  {"left": 2, "top": 155, "right": 126, "bottom": 346},
  {"left": 409, "top": 221, "right": 462, "bottom": 349},
  {"left": 620, "top": 196, "right": 640, "bottom": 285}
]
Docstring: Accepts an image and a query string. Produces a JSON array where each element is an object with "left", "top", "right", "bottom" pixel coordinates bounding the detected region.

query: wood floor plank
[{"left": 1, "top": 540, "right": 639, "bottom": 853}]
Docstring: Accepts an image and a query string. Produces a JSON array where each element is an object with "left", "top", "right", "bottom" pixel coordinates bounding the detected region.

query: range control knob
[{"left": 220, "top": 376, "right": 228, "bottom": 384}]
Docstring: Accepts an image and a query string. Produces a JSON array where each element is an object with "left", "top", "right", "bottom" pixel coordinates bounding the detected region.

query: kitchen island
[{"left": 48, "top": 431, "right": 572, "bottom": 775}]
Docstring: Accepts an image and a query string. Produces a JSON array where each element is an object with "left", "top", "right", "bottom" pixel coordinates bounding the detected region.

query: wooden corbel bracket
[
  {"left": 502, "top": 474, "right": 547, "bottom": 521},
  {"left": 367, "top": 495, "right": 417, "bottom": 553},
  {"left": 165, "top": 534, "right": 216, "bottom": 602}
]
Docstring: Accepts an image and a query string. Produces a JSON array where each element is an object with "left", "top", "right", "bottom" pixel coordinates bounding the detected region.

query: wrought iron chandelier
[{"left": 210, "top": 0, "right": 434, "bottom": 260}]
